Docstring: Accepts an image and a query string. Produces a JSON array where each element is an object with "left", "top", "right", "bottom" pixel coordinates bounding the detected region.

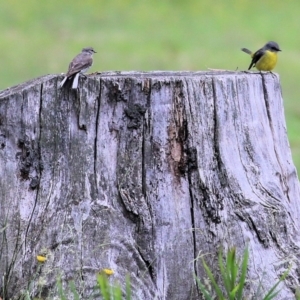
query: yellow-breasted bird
[{"left": 241, "top": 41, "right": 281, "bottom": 71}]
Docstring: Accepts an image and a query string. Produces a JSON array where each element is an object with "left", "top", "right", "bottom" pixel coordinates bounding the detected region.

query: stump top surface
[
  {"left": 92, "top": 70, "right": 276, "bottom": 78},
  {"left": 0, "top": 70, "right": 278, "bottom": 99}
]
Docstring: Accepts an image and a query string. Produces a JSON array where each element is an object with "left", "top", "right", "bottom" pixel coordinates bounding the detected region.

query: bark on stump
[{"left": 0, "top": 71, "right": 299, "bottom": 299}]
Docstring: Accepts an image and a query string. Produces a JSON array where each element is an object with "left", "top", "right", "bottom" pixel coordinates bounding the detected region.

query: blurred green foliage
[{"left": 0, "top": 0, "right": 299, "bottom": 170}]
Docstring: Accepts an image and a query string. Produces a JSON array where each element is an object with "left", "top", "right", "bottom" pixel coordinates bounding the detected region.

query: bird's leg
[{"left": 80, "top": 73, "right": 88, "bottom": 79}]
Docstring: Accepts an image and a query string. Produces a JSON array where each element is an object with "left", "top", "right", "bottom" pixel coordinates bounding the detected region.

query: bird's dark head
[
  {"left": 265, "top": 41, "right": 281, "bottom": 52},
  {"left": 82, "top": 47, "right": 97, "bottom": 54}
]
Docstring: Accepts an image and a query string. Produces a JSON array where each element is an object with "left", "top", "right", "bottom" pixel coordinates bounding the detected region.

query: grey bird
[{"left": 59, "top": 47, "right": 96, "bottom": 89}]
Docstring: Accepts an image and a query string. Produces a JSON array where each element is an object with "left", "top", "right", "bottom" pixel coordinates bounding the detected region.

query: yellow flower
[
  {"left": 102, "top": 268, "right": 114, "bottom": 276},
  {"left": 36, "top": 255, "right": 47, "bottom": 263}
]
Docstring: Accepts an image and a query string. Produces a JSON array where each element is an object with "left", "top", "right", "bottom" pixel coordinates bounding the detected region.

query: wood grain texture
[{"left": 0, "top": 71, "right": 299, "bottom": 299}]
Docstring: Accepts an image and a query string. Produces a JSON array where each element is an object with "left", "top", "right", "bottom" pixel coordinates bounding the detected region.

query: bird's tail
[
  {"left": 241, "top": 48, "right": 252, "bottom": 55},
  {"left": 72, "top": 73, "right": 80, "bottom": 89},
  {"left": 59, "top": 76, "right": 68, "bottom": 88}
]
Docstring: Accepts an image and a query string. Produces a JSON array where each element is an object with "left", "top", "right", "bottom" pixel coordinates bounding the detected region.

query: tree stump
[{"left": 0, "top": 71, "right": 299, "bottom": 299}]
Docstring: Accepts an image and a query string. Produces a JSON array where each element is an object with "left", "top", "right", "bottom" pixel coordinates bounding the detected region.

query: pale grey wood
[{"left": 0, "top": 71, "right": 299, "bottom": 299}]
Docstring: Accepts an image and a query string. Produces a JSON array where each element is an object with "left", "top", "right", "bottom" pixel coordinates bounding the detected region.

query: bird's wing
[
  {"left": 248, "top": 48, "right": 264, "bottom": 69},
  {"left": 66, "top": 53, "right": 93, "bottom": 77}
]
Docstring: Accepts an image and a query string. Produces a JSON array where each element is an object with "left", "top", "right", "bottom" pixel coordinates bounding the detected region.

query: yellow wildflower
[
  {"left": 36, "top": 255, "right": 47, "bottom": 263},
  {"left": 102, "top": 268, "right": 114, "bottom": 276}
]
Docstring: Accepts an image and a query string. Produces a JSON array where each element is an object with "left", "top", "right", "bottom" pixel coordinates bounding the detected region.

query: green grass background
[{"left": 0, "top": 0, "right": 299, "bottom": 170}]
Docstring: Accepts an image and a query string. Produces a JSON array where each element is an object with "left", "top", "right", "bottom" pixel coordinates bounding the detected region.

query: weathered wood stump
[{"left": 0, "top": 71, "right": 299, "bottom": 299}]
